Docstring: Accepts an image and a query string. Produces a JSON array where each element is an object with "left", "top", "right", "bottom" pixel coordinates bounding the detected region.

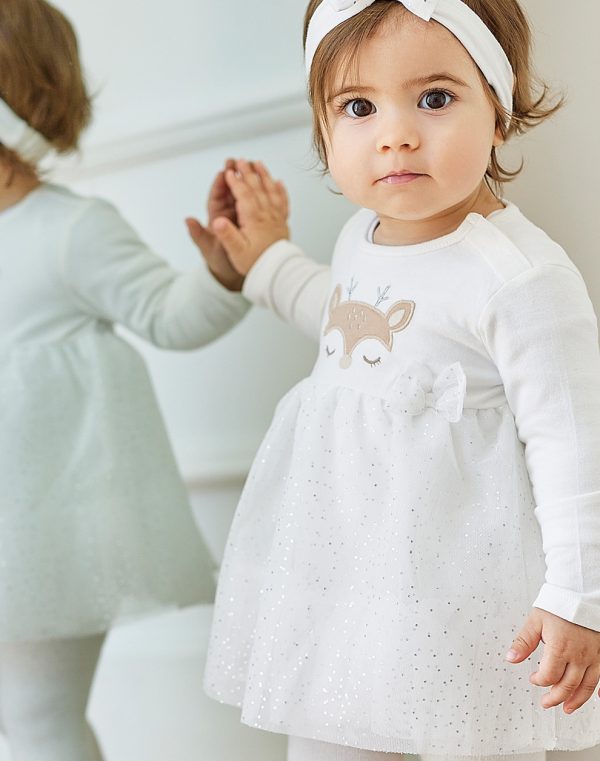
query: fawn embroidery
[{"left": 324, "top": 283, "right": 415, "bottom": 369}]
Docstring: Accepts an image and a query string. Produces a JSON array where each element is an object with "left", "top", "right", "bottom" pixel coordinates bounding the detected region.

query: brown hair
[
  {"left": 0, "top": 0, "right": 92, "bottom": 177},
  {"left": 303, "top": 0, "right": 563, "bottom": 191}
]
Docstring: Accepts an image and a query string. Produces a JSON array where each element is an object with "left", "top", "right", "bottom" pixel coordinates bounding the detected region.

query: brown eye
[
  {"left": 344, "top": 99, "right": 376, "bottom": 118},
  {"left": 419, "top": 90, "right": 453, "bottom": 110}
]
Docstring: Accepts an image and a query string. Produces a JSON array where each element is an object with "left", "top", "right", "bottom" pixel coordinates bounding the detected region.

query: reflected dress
[{"left": 0, "top": 183, "right": 249, "bottom": 641}]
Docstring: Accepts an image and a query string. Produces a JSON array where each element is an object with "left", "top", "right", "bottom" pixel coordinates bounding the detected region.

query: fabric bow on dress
[{"left": 385, "top": 362, "right": 466, "bottom": 422}]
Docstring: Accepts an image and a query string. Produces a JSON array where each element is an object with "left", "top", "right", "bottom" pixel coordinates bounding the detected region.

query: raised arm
[
  {"left": 242, "top": 240, "right": 330, "bottom": 341},
  {"left": 60, "top": 198, "right": 249, "bottom": 350},
  {"left": 205, "top": 159, "right": 331, "bottom": 341}
]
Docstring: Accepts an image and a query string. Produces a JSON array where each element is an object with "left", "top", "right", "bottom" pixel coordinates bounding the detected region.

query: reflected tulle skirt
[{"left": 0, "top": 329, "right": 215, "bottom": 641}]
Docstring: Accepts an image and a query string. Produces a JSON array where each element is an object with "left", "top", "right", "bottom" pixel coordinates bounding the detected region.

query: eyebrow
[{"left": 328, "top": 73, "right": 470, "bottom": 101}]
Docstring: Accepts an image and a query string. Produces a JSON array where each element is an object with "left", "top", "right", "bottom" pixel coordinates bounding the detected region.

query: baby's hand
[
  {"left": 211, "top": 158, "right": 290, "bottom": 275},
  {"left": 506, "top": 608, "right": 600, "bottom": 713},
  {"left": 186, "top": 158, "right": 245, "bottom": 292}
]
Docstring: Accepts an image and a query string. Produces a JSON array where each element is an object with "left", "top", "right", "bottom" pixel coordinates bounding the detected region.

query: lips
[
  {"left": 377, "top": 171, "right": 425, "bottom": 185},
  {"left": 378, "top": 170, "right": 424, "bottom": 182}
]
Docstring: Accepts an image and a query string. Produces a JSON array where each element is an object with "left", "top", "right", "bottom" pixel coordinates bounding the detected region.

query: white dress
[
  {"left": 0, "top": 183, "right": 249, "bottom": 642},
  {"left": 204, "top": 202, "right": 600, "bottom": 757}
]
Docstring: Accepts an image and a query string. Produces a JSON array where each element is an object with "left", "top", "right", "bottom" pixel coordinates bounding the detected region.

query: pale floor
[{"left": 0, "top": 604, "right": 595, "bottom": 761}]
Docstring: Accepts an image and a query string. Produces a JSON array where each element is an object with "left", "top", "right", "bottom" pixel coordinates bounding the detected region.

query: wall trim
[
  {"left": 47, "top": 91, "right": 311, "bottom": 182},
  {"left": 179, "top": 449, "right": 254, "bottom": 490}
]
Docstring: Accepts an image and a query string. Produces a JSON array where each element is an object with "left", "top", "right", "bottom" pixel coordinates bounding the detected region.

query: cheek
[
  {"left": 328, "top": 152, "right": 359, "bottom": 200},
  {"left": 430, "top": 117, "right": 496, "bottom": 183},
  {"left": 327, "top": 127, "right": 373, "bottom": 202},
  {"left": 327, "top": 127, "right": 351, "bottom": 176}
]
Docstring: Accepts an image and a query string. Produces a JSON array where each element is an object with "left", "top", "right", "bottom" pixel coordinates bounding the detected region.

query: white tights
[
  {"left": 287, "top": 738, "right": 547, "bottom": 761},
  {"left": 0, "top": 634, "right": 106, "bottom": 761},
  {"left": 288, "top": 737, "right": 600, "bottom": 761}
]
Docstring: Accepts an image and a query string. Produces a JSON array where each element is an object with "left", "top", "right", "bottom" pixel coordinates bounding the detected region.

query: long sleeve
[
  {"left": 478, "top": 263, "right": 600, "bottom": 631},
  {"left": 60, "top": 199, "right": 250, "bottom": 350},
  {"left": 242, "top": 239, "right": 331, "bottom": 342}
]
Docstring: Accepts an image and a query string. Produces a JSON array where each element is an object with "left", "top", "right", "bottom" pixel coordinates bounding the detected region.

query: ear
[
  {"left": 329, "top": 284, "right": 342, "bottom": 313},
  {"left": 493, "top": 123, "right": 505, "bottom": 148},
  {"left": 387, "top": 300, "right": 415, "bottom": 333}
]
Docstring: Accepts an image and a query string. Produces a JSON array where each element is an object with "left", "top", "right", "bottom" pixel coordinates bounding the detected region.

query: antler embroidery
[{"left": 324, "top": 284, "right": 415, "bottom": 369}]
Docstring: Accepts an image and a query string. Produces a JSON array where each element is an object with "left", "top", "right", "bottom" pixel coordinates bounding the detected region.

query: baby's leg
[
  {"left": 287, "top": 736, "right": 406, "bottom": 760},
  {"left": 0, "top": 633, "right": 106, "bottom": 761},
  {"left": 548, "top": 751, "right": 600, "bottom": 761},
  {"left": 420, "top": 754, "right": 545, "bottom": 761}
]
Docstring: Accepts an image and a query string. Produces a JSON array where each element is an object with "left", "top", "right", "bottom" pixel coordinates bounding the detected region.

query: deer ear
[
  {"left": 387, "top": 300, "right": 415, "bottom": 332},
  {"left": 329, "top": 284, "right": 342, "bottom": 313}
]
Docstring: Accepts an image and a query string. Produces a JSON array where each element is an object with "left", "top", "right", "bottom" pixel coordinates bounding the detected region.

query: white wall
[
  {"left": 48, "top": 0, "right": 600, "bottom": 484},
  {"left": 501, "top": 0, "right": 600, "bottom": 303},
  {"left": 52, "top": 0, "right": 307, "bottom": 144},
  {"left": 49, "top": 0, "right": 355, "bottom": 482}
]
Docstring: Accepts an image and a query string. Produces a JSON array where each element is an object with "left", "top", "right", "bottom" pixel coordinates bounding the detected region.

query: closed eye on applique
[
  {"left": 363, "top": 355, "right": 382, "bottom": 366},
  {"left": 326, "top": 346, "right": 336, "bottom": 357}
]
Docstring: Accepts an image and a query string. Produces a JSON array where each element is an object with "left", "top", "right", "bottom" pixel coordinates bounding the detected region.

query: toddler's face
[{"left": 324, "top": 14, "right": 503, "bottom": 229}]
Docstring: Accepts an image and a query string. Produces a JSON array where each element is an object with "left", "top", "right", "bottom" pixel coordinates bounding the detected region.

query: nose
[{"left": 375, "top": 110, "right": 420, "bottom": 153}]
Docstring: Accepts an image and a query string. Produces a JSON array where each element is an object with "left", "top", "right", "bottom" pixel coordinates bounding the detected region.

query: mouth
[{"left": 377, "top": 171, "right": 425, "bottom": 185}]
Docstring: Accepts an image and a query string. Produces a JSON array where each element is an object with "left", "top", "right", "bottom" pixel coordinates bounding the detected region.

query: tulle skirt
[
  {"left": 0, "top": 327, "right": 214, "bottom": 641},
  {"left": 205, "top": 377, "right": 600, "bottom": 757}
]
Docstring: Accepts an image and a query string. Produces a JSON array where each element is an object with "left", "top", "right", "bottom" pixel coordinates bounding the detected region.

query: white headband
[
  {"left": 0, "top": 98, "right": 52, "bottom": 164},
  {"left": 305, "top": 0, "right": 514, "bottom": 115}
]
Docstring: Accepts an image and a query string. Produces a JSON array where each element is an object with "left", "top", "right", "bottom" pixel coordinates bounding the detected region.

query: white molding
[
  {"left": 179, "top": 449, "right": 254, "bottom": 490},
  {"left": 47, "top": 91, "right": 311, "bottom": 182}
]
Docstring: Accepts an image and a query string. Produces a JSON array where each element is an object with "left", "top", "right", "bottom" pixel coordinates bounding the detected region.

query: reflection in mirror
[{"left": 0, "top": 0, "right": 336, "bottom": 755}]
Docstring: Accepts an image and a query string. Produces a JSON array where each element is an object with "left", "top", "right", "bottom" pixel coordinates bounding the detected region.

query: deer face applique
[{"left": 324, "top": 283, "right": 415, "bottom": 369}]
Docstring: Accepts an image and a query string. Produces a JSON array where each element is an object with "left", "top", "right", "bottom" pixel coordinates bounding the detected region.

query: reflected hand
[
  {"left": 506, "top": 607, "right": 600, "bottom": 713},
  {"left": 186, "top": 158, "right": 245, "bottom": 292}
]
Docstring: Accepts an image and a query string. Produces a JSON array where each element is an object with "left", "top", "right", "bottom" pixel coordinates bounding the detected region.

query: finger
[
  {"left": 211, "top": 216, "right": 249, "bottom": 271},
  {"left": 254, "top": 161, "right": 289, "bottom": 215},
  {"left": 208, "top": 166, "right": 235, "bottom": 204},
  {"left": 220, "top": 159, "right": 237, "bottom": 193},
  {"left": 506, "top": 619, "right": 543, "bottom": 664},
  {"left": 275, "top": 180, "right": 290, "bottom": 218},
  {"left": 185, "top": 217, "right": 215, "bottom": 254},
  {"left": 208, "top": 175, "right": 236, "bottom": 222},
  {"left": 563, "top": 666, "right": 600, "bottom": 714},
  {"left": 540, "top": 663, "right": 587, "bottom": 710},
  {"left": 224, "top": 168, "right": 260, "bottom": 207},
  {"left": 224, "top": 169, "right": 267, "bottom": 228},
  {"left": 236, "top": 159, "right": 270, "bottom": 208},
  {"left": 237, "top": 158, "right": 263, "bottom": 189},
  {"left": 530, "top": 650, "right": 568, "bottom": 687},
  {"left": 209, "top": 159, "right": 237, "bottom": 205}
]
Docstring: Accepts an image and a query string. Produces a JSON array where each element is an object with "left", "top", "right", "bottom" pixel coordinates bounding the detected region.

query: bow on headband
[
  {"left": 330, "top": 0, "right": 436, "bottom": 20},
  {"left": 0, "top": 99, "right": 52, "bottom": 164},
  {"left": 305, "top": 0, "right": 514, "bottom": 117}
]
